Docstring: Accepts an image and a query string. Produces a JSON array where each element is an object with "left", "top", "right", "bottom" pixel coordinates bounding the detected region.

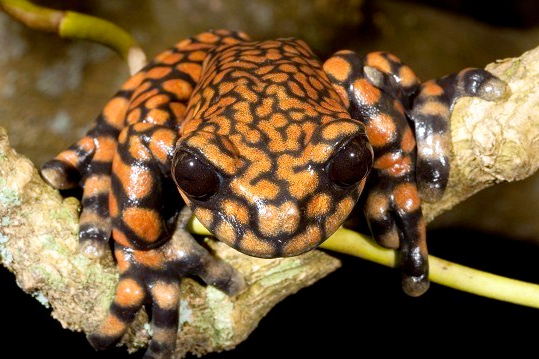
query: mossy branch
[
  {"left": 0, "top": 0, "right": 147, "bottom": 74},
  {"left": 0, "top": 39, "right": 538, "bottom": 359}
]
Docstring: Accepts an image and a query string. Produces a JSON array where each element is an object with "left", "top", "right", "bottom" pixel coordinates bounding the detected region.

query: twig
[{"left": 0, "top": 0, "right": 147, "bottom": 74}]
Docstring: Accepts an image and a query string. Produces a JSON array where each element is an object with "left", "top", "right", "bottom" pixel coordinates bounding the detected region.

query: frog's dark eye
[
  {"left": 328, "top": 135, "right": 373, "bottom": 187},
  {"left": 172, "top": 150, "right": 219, "bottom": 201}
]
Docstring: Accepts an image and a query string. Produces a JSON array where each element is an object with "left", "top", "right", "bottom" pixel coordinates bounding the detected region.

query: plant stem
[
  {"left": 189, "top": 216, "right": 539, "bottom": 309},
  {"left": 0, "top": 0, "right": 147, "bottom": 73}
]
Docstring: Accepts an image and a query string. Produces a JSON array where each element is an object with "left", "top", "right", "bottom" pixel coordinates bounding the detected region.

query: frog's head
[{"left": 172, "top": 118, "right": 373, "bottom": 258}]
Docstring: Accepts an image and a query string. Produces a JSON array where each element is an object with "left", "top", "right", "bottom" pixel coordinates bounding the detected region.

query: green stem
[
  {"left": 59, "top": 11, "right": 135, "bottom": 62},
  {"left": 0, "top": 0, "right": 147, "bottom": 73},
  {"left": 189, "top": 216, "right": 539, "bottom": 309}
]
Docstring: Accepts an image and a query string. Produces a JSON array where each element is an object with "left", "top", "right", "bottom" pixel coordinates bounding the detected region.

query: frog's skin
[{"left": 40, "top": 29, "right": 505, "bottom": 359}]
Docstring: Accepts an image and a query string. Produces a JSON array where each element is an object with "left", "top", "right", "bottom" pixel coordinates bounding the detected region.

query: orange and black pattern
[
  {"left": 41, "top": 30, "right": 251, "bottom": 359},
  {"left": 323, "top": 50, "right": 506, "bottom": 295},
  {"left": 409, "top": 68, "right": 507, "bottom": 202},
  {"left": 40, "top": 29, "right": 506, "bottom": 357},
  {"left": 323, "top": 50, "right": 429, "bottom": 296}
]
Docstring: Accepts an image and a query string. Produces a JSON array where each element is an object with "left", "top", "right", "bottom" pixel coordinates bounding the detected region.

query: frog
[{"left": 39, "top": 29, "right": 506, "bottom": 359}]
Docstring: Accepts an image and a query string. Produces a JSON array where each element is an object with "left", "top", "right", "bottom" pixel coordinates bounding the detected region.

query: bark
[
  {"left": 422, "top": 48, "right": 539, "bottom": 220},
  {"left": 0, "top": 45, "right": 538, "bottom": 357}
]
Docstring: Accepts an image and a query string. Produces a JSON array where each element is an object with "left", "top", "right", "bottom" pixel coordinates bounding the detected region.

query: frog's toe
[
  {"left": 41, "top": 134, "right": 98, "bottom": 189},
  {"left": 402, "top": 274, "right": 430, "bottom": 297},
  {"left": 77, "top": 183, "right": 113, "bottom": 258},
  {"left": 365, "top": 190, "right": 400, "bottom": 249},
  {"left": 455, "top": 68, "right": 508, "bottom": 101},
  {"left": 170, "top": 225, "right": 246, "bottom": 296},
  {"left": 89, "top": 263, "right": 181, "bottom": 358},
  {"left": 363, "top": 65, "right": 386, "bottom": 89},
  {"left": 88, "top": 329, "right": 123, "bottom": 351},
  {"left": 400, "top": 231, "right": 429, "bottom": 297},
  {"left": 221, "top": 268, "right": 246, "bottom": 295},
  {"left": 40, "top": 159, "right": 81, "bottom": 190},
  {"left": 89, "top": 275, "right": 147, "bottom": 350},
  {"left": 88, "top": 313, "right": 134, "bottom": 351},
  {"left": 475, "top": 74, "right": 509, "bottom": 101},
  {"left": 416, "top": 162, "right": 449, "bottom": 203},
  {"left": 193, "top": 249, "right": 246, "bottom": 295},
  {"left": 79, "top": 236, "right": 109, "bottom": 259},
  {"left": 143, "top": 281, "right": 181, "bottom": 359}
]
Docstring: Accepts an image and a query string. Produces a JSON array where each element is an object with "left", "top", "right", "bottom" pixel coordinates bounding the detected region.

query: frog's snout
[{"left": 255, "top": 201, "right": 301, "bottom": 240}]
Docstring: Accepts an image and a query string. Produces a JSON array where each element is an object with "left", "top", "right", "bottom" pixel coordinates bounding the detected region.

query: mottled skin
[{"left": 40, "top": 30, "right": 506, "bottom": 358}]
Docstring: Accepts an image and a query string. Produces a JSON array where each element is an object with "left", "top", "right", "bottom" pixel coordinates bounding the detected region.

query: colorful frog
[{"left": 40, "top": 29, "right": 506, "bottom": 358}]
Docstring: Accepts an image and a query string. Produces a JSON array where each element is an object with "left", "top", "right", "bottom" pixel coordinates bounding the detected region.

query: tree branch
[
  {"left": 421, "top": 50, "right": 539, "bottom": 220},
  {"left": 0, "top": 45, "right": 538, "bottom": 358}
]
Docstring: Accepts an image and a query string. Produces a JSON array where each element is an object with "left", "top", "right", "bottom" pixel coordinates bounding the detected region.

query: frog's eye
[
  {"left": 328, "top": 135, "right": 373, "bottom": 187},
  {"left": 172, "top": 150, "right": 220, "bottom": 201}
]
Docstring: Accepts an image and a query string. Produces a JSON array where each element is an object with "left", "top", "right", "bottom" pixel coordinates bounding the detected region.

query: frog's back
[{"left": 181, "top": 37, "right": 352, "bottom": 134}]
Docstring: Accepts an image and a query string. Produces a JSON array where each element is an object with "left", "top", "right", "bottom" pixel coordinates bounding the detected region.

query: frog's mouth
[
  {"left": 188, "top": 188, "right": 361, "bottom": 258},
  {"left": 196, "top": 209, "right": 330, "bottom": 258}
]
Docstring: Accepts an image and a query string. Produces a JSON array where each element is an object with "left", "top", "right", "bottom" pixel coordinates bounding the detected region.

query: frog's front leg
[
  {"left": 89, "top": 211, "right": 243, "bottom": 359},
  {"left": 40, "top": 89, "right": 133, "bottom": 258},
  {"left": 40, "top": 29, "right": 251, "bottom": 259},
  {"left": 323, "top": 51, "right": 429, "bottom": 296},
  {"left": 360, "top": 52, "right": 507, "bottom": 201}
]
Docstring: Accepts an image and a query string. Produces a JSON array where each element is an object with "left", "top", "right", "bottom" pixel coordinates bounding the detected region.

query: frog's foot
[
  {"left": 41, "top": 136, "right": 114, "bottom": 258},
  {"left": 40, "top": 96, "right": 133, "bottom": 258},
  {"left": 365, "top": 181, "right": 428, "bottom": 297},
  {"left": 88, "top": 229, "right": 244, "bottom": 359},
  {"left": 361, "top": 58, "right": 508, "bottom": 203},
  {"left": 410, "top": 68, "right": 508, "bottom": 202}
]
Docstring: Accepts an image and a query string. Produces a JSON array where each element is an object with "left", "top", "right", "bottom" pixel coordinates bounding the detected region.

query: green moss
[
  {"left": 179, "top": 299, "right": 192, "bottom": 326},
  {"left": 52, "top": 205, "right": 78, "bottom": 223},
  {"left": 32, "top": 291, "right": 50, "bottom": 308},
  {"left": 204, "top": 286, "right": 235, "bottom": 347},
  {"left": 504, "top": 59, "right": 520, "bottom": 78},
  {"left": 32, "top": 265, "right": 65, "bottom": 286},
  {"left": 38, "top": 234, "right": 70, "bottom": 257},
  {"left": 0, "top": 233, "right": 12, "bottom": 264},
  {"left": 1, "top": 216, "right": 10, "bottom": 226},
  {"left": 96, "top": 284, "right": 116, "bottom": 310},
  {"left": 258, "top": 258, "right": 303, "bottom": 287},
  {"left": 0, "top": 179, "right": 21, "bottom": 207}
]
